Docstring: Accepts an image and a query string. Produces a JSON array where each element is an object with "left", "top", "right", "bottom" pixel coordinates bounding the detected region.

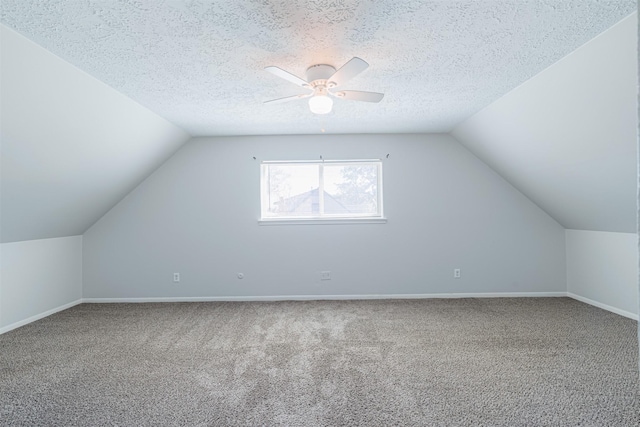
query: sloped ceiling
[
  {"left": 0, "top": 1, "right": 635, "bottom": 136},
  {"left": 453, "top": 14, "right": 637, "bottom": 233},
  {"left": 1, "top": 25, "right": 190, "bottom": 243},
  {"left": 0, "top": 2, "right": 637, "bottom": 242}
]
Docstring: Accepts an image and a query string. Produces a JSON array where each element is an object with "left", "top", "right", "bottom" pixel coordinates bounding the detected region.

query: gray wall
[
  {"left": 83, "top": 134, "right": 566, "bottom": 299},
  {"left": 1, "top": 236, "right": 82, "bottom": 332},
  {"left": 566, "top": 230, "right": 638, "bottom": 318}
]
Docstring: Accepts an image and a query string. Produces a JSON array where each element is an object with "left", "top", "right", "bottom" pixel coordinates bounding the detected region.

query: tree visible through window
[{"left": 260, "top": 160, "right": 383, "bottom": 220}]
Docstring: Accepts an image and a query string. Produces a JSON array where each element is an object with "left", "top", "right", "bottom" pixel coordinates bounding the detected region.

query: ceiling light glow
[{"left": 308, "top": 95, "right": 333, "bottom": 115}]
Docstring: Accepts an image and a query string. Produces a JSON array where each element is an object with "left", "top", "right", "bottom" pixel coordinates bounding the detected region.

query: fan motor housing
[{"left": 306, "top": 64, "right": 336, "bottom": 85}]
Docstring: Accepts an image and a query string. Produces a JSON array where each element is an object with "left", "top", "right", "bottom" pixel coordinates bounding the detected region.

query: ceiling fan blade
[
  {"left": 332, "top": 90, "right": 384, "bottom": 103},
  {"left": 264, "top": 93, "right": 311, "bottom": 104},
  {"left": 265, "top": 66, "right": 309, "bottom": 87},
  {"left": 328, "top": 57, "right": 369, "bottom": 87}
]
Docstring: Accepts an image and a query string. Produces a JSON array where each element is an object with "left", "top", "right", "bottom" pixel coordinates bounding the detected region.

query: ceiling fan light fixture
[
  {"left": 264, "top": 57, "right": 383, "bottom": 113},
  {"left": 308, "top": 94, "right": 333, "bottom": 115}
]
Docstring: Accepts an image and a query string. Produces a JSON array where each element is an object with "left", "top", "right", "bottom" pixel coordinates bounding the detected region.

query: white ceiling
[
  {"left": 1, "top": 25, "right": 189, "bottom": 243},
  {"left": 454, "top": 14, "right": 638, "bottom": 233},
  {"left": 0, "top": 1, "right": 636, "bottom": 136}
]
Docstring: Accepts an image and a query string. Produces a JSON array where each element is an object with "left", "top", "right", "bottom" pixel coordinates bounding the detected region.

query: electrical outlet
[
  {"left": 173, "top": 272, "right": 180, "bottom": 283},
  {"left": 454, "top": 269, "right": 461, "bottom": 279},
  {"left": 320, "top": 271, "right": 331, "bottom": 281},
  {"left": 237, "top": 273, "right": 244, "bottom": 279}
]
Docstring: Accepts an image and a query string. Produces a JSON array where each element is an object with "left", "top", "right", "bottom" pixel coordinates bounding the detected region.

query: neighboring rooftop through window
[{"left": 259, "top": 160, "right": 385, "bottom": 224}]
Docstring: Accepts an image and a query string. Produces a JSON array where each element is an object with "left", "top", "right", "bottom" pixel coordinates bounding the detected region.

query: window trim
[
  {"left": 259, "top": 159, "right": 385, "bottom": 223},
  {"left": 258, "top": 218, "right": 387, "bottom": 226}
]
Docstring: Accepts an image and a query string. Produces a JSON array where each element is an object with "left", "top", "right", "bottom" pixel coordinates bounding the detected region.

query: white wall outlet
[
  {"left": 173, "top": 272, "right": 180, "bottom": 283},
  {"left": 320, "top": 271, "right": 331, "bottom": 281},
  {"left": 454, "top": 268, "right": 461, "bottom": 279},
  {"left": 237, "top": 273, "right": 244, "bottom": 279}
]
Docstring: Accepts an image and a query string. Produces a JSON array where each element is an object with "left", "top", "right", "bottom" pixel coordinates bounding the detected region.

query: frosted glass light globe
[{"left": 308, "top": 95, "right": 333, "bottom": 115}]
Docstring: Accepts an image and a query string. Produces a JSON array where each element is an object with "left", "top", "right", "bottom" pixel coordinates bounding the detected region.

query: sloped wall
[
  {"left": 83, "top": 134, "right": 565, "bottom": 299},
  {"left": 453, "top": 13, "right": 637, "bottom": 233},
  {"left": 0, "top": 25, "right": 190, "bottom": 243}
]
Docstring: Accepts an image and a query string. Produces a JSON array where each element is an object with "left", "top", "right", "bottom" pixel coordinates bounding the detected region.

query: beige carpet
[{"left": 1, "top": 297, "right": 638, "bottom": 426}]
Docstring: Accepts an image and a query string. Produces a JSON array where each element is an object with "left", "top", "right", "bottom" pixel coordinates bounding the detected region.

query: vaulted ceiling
[
  {"left": 454, "top": 14, "right": 637, "bottom": 233},
  {"left": 0, "top": 1, "right": 637, "bottom": 242},
  {"left": 1, "top": 1, "right": 635, "bottom": 135},
  {"left": 0, "top": 25, "right": 190, "bottom": 243}
]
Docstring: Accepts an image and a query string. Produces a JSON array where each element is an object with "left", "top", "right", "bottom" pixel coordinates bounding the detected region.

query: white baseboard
[
  {"left": 566, "top": 292, "right": 638, "bottom": 321},
  {"left": 0, "top": 299, "right": 83, "bottom": 335},
  {"left": 2, "top": 293, "right": 633, "bottom": 334},
  {"left": 82, "top": 291, "right": 567, "bottom": 303}
]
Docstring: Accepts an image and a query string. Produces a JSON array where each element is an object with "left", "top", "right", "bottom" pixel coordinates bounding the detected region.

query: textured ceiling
[
  {"left": 0, "top": 1, "right": 636, "bottom": 136},
  {"left": 454, "top": 14, "right": 637, "bottom": 233}
]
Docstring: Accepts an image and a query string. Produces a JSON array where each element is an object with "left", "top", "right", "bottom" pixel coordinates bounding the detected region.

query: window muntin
[{"left": 260, "top": 160, "right": 383, "bottom": 220}]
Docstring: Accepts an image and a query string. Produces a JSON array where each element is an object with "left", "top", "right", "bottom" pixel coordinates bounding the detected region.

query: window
[{"left": 260, "top": 160, "right": 384, "bottom": 223}]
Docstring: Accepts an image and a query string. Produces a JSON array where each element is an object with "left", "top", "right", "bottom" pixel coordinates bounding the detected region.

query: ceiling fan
[{"left": 264, "top": 57, "right": 384, "bottom": 115}]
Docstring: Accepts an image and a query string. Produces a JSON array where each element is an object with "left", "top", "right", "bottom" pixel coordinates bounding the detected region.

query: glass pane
[
  {"left": 266, "top": 164, "right": 320, "bottom": 216},
  {"left": 324, "top": 164, "right": 378, "bottom": 215}
]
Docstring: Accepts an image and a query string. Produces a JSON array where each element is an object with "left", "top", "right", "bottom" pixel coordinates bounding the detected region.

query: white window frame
[{"left": 259, "top": 159, "right": 386, "bottom": 225}]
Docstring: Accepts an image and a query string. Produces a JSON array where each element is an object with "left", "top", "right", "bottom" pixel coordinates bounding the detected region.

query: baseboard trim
[
  {"left": 567, "top": 292, "right": 638, "bottom": 321},
  {"left": 82, "top": 292, "right": 567, "bottom": 303},
  {"left": 0, "top": 299, "right": 83, "bottom": 335},
  {"left": 3, "top": 293, "right": 633, "bottom": 333}
]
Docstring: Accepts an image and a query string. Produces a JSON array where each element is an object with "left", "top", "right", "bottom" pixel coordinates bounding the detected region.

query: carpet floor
[{"left": 0, "top": 297, "right": 638, "bottom": 426}]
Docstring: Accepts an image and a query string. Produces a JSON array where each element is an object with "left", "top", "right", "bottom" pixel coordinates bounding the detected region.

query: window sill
[{"left": 258, "top": 218, "right": 387, "bottom": 226}]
